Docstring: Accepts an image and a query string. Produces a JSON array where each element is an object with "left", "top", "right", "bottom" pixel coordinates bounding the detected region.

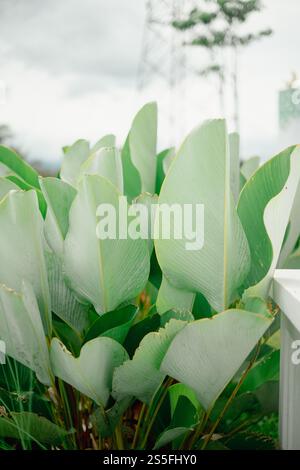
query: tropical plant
[{"left": 0, "top": 102, "right": 298, "bottom": 450}]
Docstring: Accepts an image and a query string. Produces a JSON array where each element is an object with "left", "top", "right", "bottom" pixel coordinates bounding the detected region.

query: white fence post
[{"left": 273, "top": 269, "right": 300, "bottom": 450}]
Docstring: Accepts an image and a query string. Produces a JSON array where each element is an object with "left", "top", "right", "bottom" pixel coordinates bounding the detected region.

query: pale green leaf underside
[
  {"left": 79, "top": 146, "right": 123, "bottom": 193},
  {"left": 122, "top": 102, "right": 157, "bottom": 198},
  {"left": 63, "top": 175, "right": 149, "bottom": 313},
  {"left": 241, "top": 156, "right": 260, "bottom": 181},
  {"left": 112, "top": 319, "right": 187, "bottom": 404},
  {"left": 157, "top": 276, "right": 195, "bottom": 314},
  {"left": 50, "top": 337, "right": 128, "bottom": 406},
  {"left": 238, "top": 145, "right": 300, "bottom": 299},
  {"left": 155, "top": 119, "right": 250, "bottom": 311},
  {"left": 129, "top": 102, "right": 157, "bottom": 194},
  {"left": 0, "top": 282, "right": 52, "bottom": 385},
  {"left": 0, "top": 190, "right": 51, "bottom": 334},
  {"left": 60, "top": 139, "right": 90, "bottom": 187},
  {"left": 161, "top": 309, "right": 273, "bottom": 410},
  {"left": 92, "top": 134, "right": 116, "bottom": 153},
  {"left": 46, "top": 251, "right": 91, "bottom": 335},
  {"left": 229, "top": 132, "right": 240, "bottom": 203},
  {"left": 40, "top": 177, "right": 76, "bottom": 257}
]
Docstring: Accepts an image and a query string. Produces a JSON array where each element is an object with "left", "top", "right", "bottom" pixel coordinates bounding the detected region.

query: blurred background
[{"left": 0, "top": 0, "right": 299, "bottom": 173}]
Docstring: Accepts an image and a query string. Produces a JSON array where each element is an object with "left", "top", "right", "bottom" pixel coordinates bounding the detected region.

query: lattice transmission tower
[{"left": 137, "top": 0, "right": 196, "bottom": 146}]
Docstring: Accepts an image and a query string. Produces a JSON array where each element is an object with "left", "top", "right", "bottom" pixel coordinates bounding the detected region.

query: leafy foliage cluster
[{"left": 0, "top": 102, "right": 299, "bottom": 450}]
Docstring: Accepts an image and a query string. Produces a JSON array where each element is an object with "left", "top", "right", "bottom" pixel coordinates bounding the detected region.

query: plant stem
[
  {"left": 201, "top": 341, "right": 261, "bottom": 450},
  {"left": 140, "top": 384, "right": 170, "bottom": 449},
  {"left": 114, "top": 420, "right": 124, "bottom": 450},
  {"left": 187, "top": 408, "right": 212, "bottom": 450},
  {"left": 132, "top": 403, "right": 146, "bottom": 449}
]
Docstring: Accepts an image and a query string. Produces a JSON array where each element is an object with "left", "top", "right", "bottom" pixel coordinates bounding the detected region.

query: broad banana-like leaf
[
  {"left": 0, "top": 177, "right": 18, "bottom": 200},
  {"left": 279, "top": 180, "right": 300, "bottom": 266},
  {"left": 229, "top": 132, "right": 240, "bottom": 203},
  {"left": 161, "top": 309, "right": 273, "bottom": 410},
  {"left": 60, "top": 139, "right": 90, "bottom": 187},
  {"left": 241, "top": 156, "right": 260, "bottom": 181},
  {"left": 46, "top": 252, "right": 91, "bottom": 335},
  {"left": 155, "top": 119, "right": 250, "bottom": 312},
  {"left": 131, "top": 192, "right": 158, "bottom": 254},
  {"left": 63, "top": 175, "right": 150, "bottom": 314},
  {"left": 157, "top": 276, "right": 195, "bottom": 314},
  {"left": 122, "top": 102, "right": 157, "bottom": 199},
  {"left": 0, "top": 190, "right": 51, "bottom": 334},
  {"left": 40, "top": 177, "right": 76, "bottom": 257},
  {"left": 50, "top": 337, "right": 128, "bottom": 406},
  {"left": 237, "top": 145, "right": 300, "bottom": 299},
  {"left": 92, "top": 134, "right": 116, "bottom": 153},
  {"left": 0, "top": 282, "right": 52, "bottom": 386},
  {"left": 79, "top": 147, "right": 123, "bottom": 193},
  {"left": 112, "top": 319, "right": 187, "bottom": 404}
]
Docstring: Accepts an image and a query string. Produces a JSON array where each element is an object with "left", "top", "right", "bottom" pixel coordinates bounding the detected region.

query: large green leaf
[
  {"left": 237, "top": 145, "right": 300, "bottom": 299},
  {"left": 122, "top": 102, "right": 157, "bottom": 199},
  {"left": 50, "top": 337, "right": 128, "bottom": 406},
  {"left": 112, "top": 319, "right": 187, "bottom": 404},
  {"left": 131, "top": 192, "right": 158, "bottom": 255},
  {"left": 161, "top": 309, "right": 273, "bottom": 410},
  {"left": 0, "top": 412, "right": 69, "bottom": 445},
  {"left": 79, "top": 147, "right": 123, "bottom": 193},
  {"left": 229, "top": 132, "right": 240, "bottom": 203},
  {"left": 92, "top": 134, "right": 116, "bottom": 153},
  {"left": 279, "top": 181, "right": 300, "bottom": 265},
  {"left": 84, "top": 305, "right": 138, "bottom": 344},
  {"left": 40, "top": 177, "right": 77, "bottom": 256},
  {"left": 0, "top": 146, "right": 40, "bottom": 189},
  {"left": 157, "top": 276, "right": 195, "bottom": 314},
  {"left": 0, "top": 190, "right": 51, "bottom": 334},
  {"left": 155, "top": 119, "right": 250, "bottom": 311},
  {"left": 46, "top": 252, "right": 91, "bottom": 335},
  {"left": 63, "top": 175, "right": 149, "bottom": 314},
  {"left": 0, "top": 282, "right": 52, "bottom": 386},
  {"left": 60, "top": 139, "right": 90, "bottom": 187}
]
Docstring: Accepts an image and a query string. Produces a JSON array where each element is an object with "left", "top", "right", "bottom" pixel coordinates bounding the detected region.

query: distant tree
[{"left": 173, "top": 0, "right": 272, "bottom": 131}]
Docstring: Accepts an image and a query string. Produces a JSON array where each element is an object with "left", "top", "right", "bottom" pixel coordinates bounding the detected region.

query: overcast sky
[{"left": 0, "top": 0, "right": 299, "bottom": 167}]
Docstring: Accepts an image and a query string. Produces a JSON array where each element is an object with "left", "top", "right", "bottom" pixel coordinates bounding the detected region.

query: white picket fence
[{"left": 273, "top": 269, "right": 300, "bottom": 450}]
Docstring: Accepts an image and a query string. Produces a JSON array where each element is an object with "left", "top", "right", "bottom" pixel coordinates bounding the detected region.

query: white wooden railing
[{"left": 273, "top": 269, "right": 300, "bottom": 450}]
